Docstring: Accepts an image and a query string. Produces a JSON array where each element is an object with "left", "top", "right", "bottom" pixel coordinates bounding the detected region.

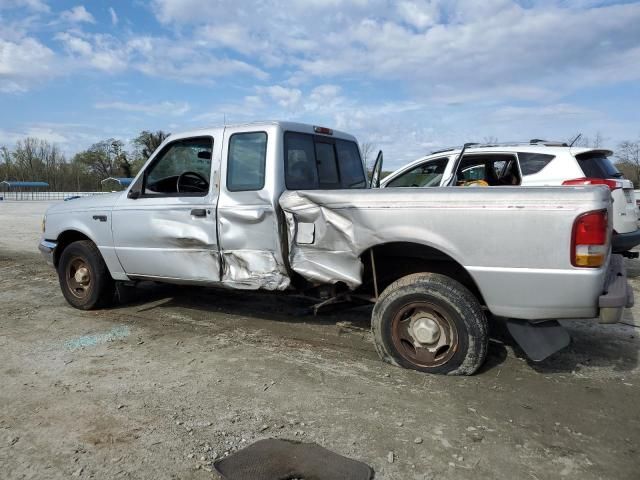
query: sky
[{"left": 0, "top": 0, "right": 639, "bottom": 168}]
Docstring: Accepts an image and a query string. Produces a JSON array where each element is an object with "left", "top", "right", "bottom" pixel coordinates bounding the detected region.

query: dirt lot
[{"left": 1, "top": 201, "right": 639, "bottom": 479}]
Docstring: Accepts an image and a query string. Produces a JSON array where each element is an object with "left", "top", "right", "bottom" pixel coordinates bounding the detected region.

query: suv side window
[
  {"left": 517, "top": 152, "right": 555, "bottom": 175},
  {"left": 386, "top": 157, "right": 448, "bottom": 187},
  {"left": 227, "top": 132, "right": 267, "bottom": 192},
  {"left": 284, "top": 132, "right": 366, "bottom": 190},
  {"left": 457, "top": 154, "right": 520, "bottom": 186},
  {"left": 144, "top": 137, "right": 213, "bottom": 196}
]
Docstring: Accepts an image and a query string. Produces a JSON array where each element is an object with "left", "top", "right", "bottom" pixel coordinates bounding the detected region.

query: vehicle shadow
[
  {"left": 112, "top": 282, "right": 638, "bottom": 375},
  {"left": 490, "top": 315, "right": 639, "bottom": 374},
  {"left": 114, "top": 282, "right": 373, "bottom": 329},
  {"left": 114, "top": 282, "right": 513, "bottom": 370}
]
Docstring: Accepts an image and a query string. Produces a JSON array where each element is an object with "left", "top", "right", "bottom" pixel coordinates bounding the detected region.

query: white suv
[{"left": 381, "top": 141, "right": 640, "bottom": 254}]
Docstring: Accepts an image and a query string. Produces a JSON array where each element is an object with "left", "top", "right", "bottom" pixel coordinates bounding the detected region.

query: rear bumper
[
  {"left": 612, "top": 229, "right": 640, "bottom": 253},
  {"left": 599, "top": 254, "right": 634, "bottom": 323},
  {"left": 38, "top": 239, "right": 57, "bottom": 267}
]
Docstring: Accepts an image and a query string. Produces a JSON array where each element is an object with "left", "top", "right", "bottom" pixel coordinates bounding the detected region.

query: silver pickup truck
[{"left": 39, "top": 121, "right": 633, "bottom": 375}]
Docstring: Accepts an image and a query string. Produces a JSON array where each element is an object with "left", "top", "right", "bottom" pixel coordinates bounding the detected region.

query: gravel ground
[{"left": 1, "top": 200, "right": 639, "bottom": 479}]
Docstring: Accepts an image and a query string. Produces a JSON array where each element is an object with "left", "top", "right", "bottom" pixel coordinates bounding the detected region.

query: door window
[
  {"left": 227, "top": 132, "right": 268, "bottom": 191},
  {"left": 386, "top": 157, "right": 448, "bottom": 187},
  {"left": 144, "top": 137, "right": 213, "bottom": 196}
]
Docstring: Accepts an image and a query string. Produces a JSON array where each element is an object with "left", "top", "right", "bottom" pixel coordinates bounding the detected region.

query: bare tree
[
  {"left": 568, "top": 131, "right": 606, "bottom": 148},
  {"left": 0, "top": 146, "right": 12, "bottom": 180},
  {"left": 616, "top": 138, "right": 640, "bottom": 184},
  {"left": 483, "top": 136, "right": 499, "bottom": 144},
  {"left": 359, "top": 141, "right": 376, "bottom": 172}
]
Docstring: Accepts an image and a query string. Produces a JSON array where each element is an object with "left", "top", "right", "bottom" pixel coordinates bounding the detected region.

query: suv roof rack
[
  {"left": 429, "top": 140, "right": 570, "bottom": 154},
  {"left": 529, "top": 139, "right": 569, "bottom": 146}
]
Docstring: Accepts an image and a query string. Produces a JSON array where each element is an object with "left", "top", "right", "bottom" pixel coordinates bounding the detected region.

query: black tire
[
  {"left": 57, "top": 240, "right": 115, "bottom": 310},
  {"left": 372, "top": 272, "right": 488, "bottom": 375}
]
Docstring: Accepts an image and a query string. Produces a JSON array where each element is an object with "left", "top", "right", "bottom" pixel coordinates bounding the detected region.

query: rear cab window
[{"left": 284, "top": 132, "right": 366, "bottom": 190}]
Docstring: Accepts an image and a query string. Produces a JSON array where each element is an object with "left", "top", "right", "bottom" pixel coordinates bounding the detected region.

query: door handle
[{"left": 190, "top": 208, "right": 207, "bottom": 217}]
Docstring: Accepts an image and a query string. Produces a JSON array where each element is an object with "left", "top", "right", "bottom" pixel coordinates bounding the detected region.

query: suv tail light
[
  {"left": 571, "top": 210, "right": 608, "bottom": 268},
  {"left": 562, "top": 178, "right": 622, "bottom": 190}
]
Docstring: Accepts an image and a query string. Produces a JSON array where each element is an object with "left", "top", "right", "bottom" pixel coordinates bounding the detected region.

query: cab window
[
  {"left": 227, "top": 132, "right": 267, "bottom": 192},
  {"left": 144, "top": 137, "right": 213, "bottom": 196},
  {"left": 284, "top": 132, "right": 366, "bottom": 190}
]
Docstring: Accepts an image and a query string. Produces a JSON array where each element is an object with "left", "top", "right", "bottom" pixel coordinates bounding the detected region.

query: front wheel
[
  {"left": 372, "top": 273, "right": 488, "bottom": 375},
  {"left": 57, "top": 240, "right": 115, "bottom": 310}
]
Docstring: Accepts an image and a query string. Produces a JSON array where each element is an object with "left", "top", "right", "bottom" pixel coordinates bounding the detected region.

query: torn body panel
[
  {"left": 279, "top": 187, "right": 614, "bottom": 320},
  {"left": 217, "top": 192, "right": 290, "bottom": 291},
  {"left": 221, "top": 249, "right": 289, "bottom": 290}
]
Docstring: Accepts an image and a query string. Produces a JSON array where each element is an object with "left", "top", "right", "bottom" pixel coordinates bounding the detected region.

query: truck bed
[{"left": 280, "top": 186, "right": 612, "bottom": 320}]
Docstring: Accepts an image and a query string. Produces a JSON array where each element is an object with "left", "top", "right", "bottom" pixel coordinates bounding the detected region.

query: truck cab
[{"left": 44, "top": 122, "right": 367, "bottom": 291}]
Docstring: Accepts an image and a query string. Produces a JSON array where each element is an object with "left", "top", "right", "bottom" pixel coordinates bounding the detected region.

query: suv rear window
[
  {"left": 576, "top": 152, "right": 621, "bottom": 179},
  {"left": 284, "top": 132, "right": 366, "bottom": 189},
  {"left": 517, "top": 152, "right": 555, "bottom": 175}
]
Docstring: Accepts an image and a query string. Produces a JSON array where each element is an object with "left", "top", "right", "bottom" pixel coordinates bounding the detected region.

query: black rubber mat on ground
[{"left": 213, "top": 438, "right": 374, "bottom": 480}]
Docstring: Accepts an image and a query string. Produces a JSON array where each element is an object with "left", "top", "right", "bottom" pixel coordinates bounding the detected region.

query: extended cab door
[
  {"left": 111, "top": 134, "right": 222, "bottom": 282},
  {"left": 216, "top": 125, "right": 289, "bottom": 290}
]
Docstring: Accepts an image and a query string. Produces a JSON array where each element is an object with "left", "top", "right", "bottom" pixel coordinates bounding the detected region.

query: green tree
[
  {"left": 74, "top": 139, "right": 127, "bottom": 179},
  {"left": 133, "top": 130, "right": 170, "bottom": 160}
]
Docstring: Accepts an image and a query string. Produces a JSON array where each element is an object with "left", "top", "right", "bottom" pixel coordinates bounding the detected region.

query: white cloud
[
  {"left": 109, "top": 7, "right": 118, "bottom": 26},
  {"left": 60, "top": 5, "right": 95, "bottom": 24},
  {"left": 258, "top": 85, "right": 302, "bottom": 109},
  {"left": 94, "top": 100, "right": 191, "bottom": 116},
  {"left": 397, "top": 1, "right": 440, "bottom": 29},
  {"left": 0, "top": 36, "right": 56, "bottom": 92},
  {"left": 149, "top": 0, "right": 640, "bottom": 104},
  {"left": 0, "top": 0, "right": 49, "bottom": 12},
  {"left": 126, "top": 35, "right": 268, "bottom": 82},
  {"left": 55, "top": 32, "right": 126, "bottom": 72}
]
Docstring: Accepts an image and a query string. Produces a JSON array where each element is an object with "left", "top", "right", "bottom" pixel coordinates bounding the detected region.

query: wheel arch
[
  {"left": 53, "top": 230, "right": 95, "bottom": 267},
  {"left": 360, "top": 241, "right": 486, "bottom": 305}
]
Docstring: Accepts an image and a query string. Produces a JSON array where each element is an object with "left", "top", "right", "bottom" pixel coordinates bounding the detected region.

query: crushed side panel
[{"left": 280, "top": 191, "right": 364, "bottom": 289}]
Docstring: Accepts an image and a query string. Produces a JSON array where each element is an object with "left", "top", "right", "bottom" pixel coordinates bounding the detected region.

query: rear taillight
[
  {"left": 571, "top": 210, "right": 608, "bottom": 268},
  {"left": 562, "top": 178, "right": 622, "bottom": 190}
]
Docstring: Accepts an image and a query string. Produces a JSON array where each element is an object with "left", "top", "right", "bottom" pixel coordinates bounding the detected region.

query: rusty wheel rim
[
  {"left": 390, "top": 301, "right": 458, "bottom": 368},
  {"left": 65, "top": 256, "right": 92, "bottom": 299}
]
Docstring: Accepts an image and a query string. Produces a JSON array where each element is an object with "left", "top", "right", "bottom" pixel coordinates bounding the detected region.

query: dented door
[
  {"left": 216, "top": 125, "right": 289, "bottom": 290},
  {"left": 112, "top": 134, "right": 222, "bottom": 282}
]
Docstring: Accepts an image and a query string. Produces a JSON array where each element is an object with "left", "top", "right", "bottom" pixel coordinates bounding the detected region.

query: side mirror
[
  {"left": 370, "top": 150, "right": 383, "bottom": 188},
  {"left": 198, "top": 151, "right": 212, "bottom": 160},
  {"left": 127, "top": 189, "right": 140, "bottom": 200}
]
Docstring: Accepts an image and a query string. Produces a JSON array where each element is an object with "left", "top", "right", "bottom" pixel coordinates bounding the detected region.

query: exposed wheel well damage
[
  {"left": 360, "top": 242, "right": 485, "bottom": 305},
  {"left": 54, "top": 230, "right": 92, "bottom": 267}
]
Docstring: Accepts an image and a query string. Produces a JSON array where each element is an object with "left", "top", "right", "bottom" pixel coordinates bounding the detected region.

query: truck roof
[{"left": 166, "top": 121, "right": 358, "bottom": 143}]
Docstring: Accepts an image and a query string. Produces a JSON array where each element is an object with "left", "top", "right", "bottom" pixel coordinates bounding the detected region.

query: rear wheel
[
  {"left": 372, "top": 272, "right": 488, "bottom": 375},
  {"left": 57, "top": 240, "right": 114, "bottom": 310}
]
